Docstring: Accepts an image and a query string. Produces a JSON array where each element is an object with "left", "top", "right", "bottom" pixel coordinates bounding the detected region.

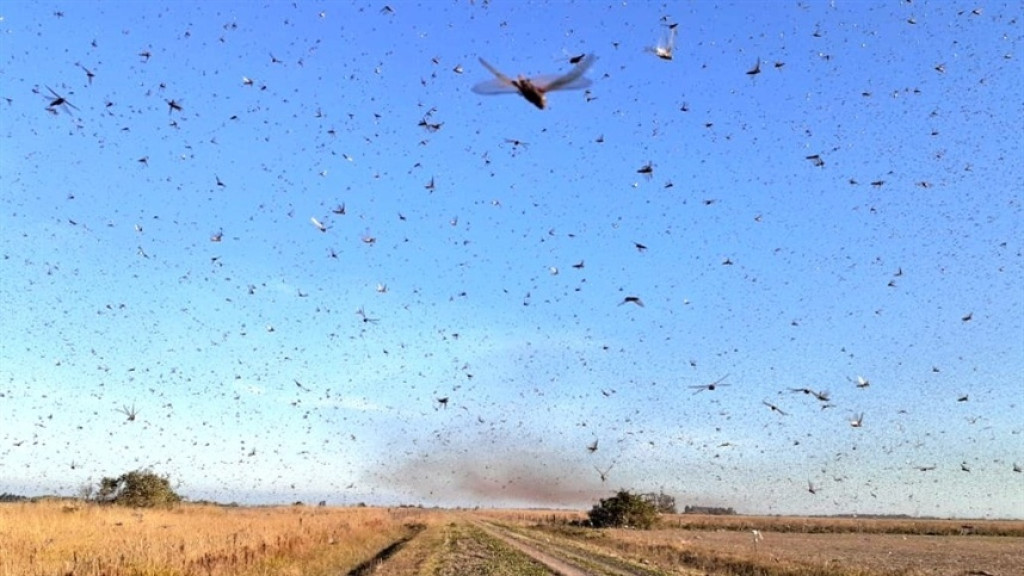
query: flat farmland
[
  {"left": 487, "top": 511, "right": 1024, "bottom": 576},
  {"left": 1, "top": 502, "right": 1021, "bottom": 576}
]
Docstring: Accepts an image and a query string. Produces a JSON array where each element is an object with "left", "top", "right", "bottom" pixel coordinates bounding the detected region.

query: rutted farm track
[
  {"left": 362, "top": 518, "right": 682, "bottom": 576},
  {"left": 473, "top": 521, "right": 678, "bottom": 576},
  {"left": 346, "top": 522, "right": 428, "bottom": 576}
]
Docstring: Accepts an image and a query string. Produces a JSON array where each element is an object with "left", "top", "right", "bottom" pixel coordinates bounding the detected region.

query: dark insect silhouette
[
  {"left": 116, "top": 403, "right": 139, "bottom": 422},
  {"left": 762, "top": 400, "right": 788, "bottom": 416},
  {"left": 746, "top": 58, "right": 762, "bottom": 75},
  {"left": 690, "top": 374, "right": 730, "bottom": 394},
  {"left": 789, "top": 387, "right": 830, "bottom": 402},
  {"left": 77, "top": 63, "right": 96, "bottom": 85},
  {"left": 473, "top": 54, "right": 597, "bottom": 109},
  {"left": 44, "top": 86, "right": 79, "bottom": 114},
  {"left": 356, "top": 306, "right": 378, "bottom": 324},
  {"left": 619, "top": 296, "right": 644, "bottom": 307},
  {"left": 436, "top": 397, "right": 449, "bottom": 410},
  {"left": 587, "top": 439, "right": 598, "bottom": 453},
  {"left": 418, "top": 117, "right": 443, "bottom": 132},
  {"left": 594, "top": 462, "right": 615, "bottom": 482}
]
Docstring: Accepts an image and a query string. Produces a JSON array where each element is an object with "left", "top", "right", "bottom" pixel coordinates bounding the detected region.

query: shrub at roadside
[
  {"left": 96, "top": 469, "right": 182, "bottom": 508},
  {"left": 588, "top": 490, "right": 659, "bottom": 529}
]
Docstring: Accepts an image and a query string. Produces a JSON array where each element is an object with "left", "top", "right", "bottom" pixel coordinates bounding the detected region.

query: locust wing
[
  {"left": 472, "top": 58, "right": 520, "bottom": 95},
  {"left": 536, "top": 54, "right": 596, "bottom": 92}
]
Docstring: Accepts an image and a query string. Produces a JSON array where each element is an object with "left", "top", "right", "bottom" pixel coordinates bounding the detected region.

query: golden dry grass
[
  {"left": 657, "top": 513, "right": 1024, "bottom": 537},
  {"left": 4, "top": 503, "right": 1021, "bottom": 576},
  {"left": 0, "top": 501, "right": 429, "bottom": 576}
]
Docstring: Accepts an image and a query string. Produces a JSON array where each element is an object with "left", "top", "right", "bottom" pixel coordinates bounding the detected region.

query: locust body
[{"left": 472, "top": 55, "right": 597, "bottom": 109}]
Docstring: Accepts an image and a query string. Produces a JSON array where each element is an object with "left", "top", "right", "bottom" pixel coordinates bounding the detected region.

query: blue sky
[{"left": 1, "top": 1, "right": 1022, "bottom": 518}]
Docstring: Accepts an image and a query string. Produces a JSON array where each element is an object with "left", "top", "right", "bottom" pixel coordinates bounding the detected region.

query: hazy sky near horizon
[{"left": 1, "top": 1, "right": 1022, "bottom": 517}]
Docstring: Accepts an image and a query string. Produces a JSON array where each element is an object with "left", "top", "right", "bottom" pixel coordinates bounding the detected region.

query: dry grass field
[
  {"left": 2, "top": 502, "right": 1022, "bottom": 576},
  {"left": 0, "top": 500, "right": 430, "bottom": 576}
]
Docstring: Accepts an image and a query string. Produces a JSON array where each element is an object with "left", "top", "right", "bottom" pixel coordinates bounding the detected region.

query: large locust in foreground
[{"left": 472, "top": 54, "right": 597, "bottom": 109}]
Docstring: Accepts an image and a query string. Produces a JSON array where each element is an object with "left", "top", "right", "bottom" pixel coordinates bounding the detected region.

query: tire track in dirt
[
  {"left": 474, "top": 521, "right": 671, "bottom": 576},
  {"left": 367, "top": 520, "right": 557, "bottom": 576},
  {"left": 474, "top": 522, "right": 593, "bottom": 576},
  {"left": 345, "top": 523, "right": 427, "bottom": 576}
]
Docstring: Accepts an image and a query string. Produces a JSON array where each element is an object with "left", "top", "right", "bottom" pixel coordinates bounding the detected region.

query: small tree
[
  {"left": 588, "top": 490, "right": 659, "bottom": 529},
  {"left": 96, "top": 469, "right": 182, "bottom": 508},
  {"left": 76, "top": 483, "right": 95, "bottom": 501},
  {"left": 642, "top": 491, "right": 677, "bottom": 514}
]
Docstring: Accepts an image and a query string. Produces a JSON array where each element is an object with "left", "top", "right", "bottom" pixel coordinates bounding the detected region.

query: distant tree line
[
  {"left": 0, "top": 492, "right": 29, "bottom": 502},
  {"left": 683, "top": 505, "right": 737, "bottom": 515}
]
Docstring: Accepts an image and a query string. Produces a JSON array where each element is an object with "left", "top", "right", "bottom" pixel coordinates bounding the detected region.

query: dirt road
[
  {"left": 363, "top": 518, "right": 675, "bottom": 576},
  {"left": 473, "top": 521, "right": 664, "bottom": 576}
]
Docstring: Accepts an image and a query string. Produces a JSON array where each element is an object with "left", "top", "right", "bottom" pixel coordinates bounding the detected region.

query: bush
[
  {"left": 642, "top": 491, "right": 677, "bottom": 514},
  {"left": 587, "top": 490, "right": 659, "bottom": 529},
  {"left": 96, "top": 469, "right": 182, "bottom": 508}
]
